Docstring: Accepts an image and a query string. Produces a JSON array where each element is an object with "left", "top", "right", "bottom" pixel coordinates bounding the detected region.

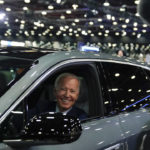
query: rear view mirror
[{"left": 22, "top": 112, "right": 82, "bottom": 143}]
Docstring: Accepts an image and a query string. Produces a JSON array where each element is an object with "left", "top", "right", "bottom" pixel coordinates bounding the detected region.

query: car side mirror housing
[{"left": 22, "top": 112, "right": 82, "bottom": 143}]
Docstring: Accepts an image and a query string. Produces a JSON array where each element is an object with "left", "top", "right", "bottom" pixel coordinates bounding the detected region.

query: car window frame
[{"left": 0, "top": 59, "right": 104, "bottom": 141}]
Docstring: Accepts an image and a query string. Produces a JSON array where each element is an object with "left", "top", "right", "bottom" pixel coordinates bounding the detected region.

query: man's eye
[
  {"left": 61, "top": 88, "right": 66, "bottom": 91},
  {"left": 71, "top": 90, "right": 76, "bottom": 93}
]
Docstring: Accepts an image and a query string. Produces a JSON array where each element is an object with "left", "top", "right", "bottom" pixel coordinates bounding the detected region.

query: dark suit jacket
[{"left": 30, "top": 101, "right": 87, "bottom": 121}]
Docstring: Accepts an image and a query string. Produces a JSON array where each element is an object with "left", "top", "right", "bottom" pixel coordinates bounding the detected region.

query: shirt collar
[{"left": 56, "top": 104, "right": 72, "bottom": 115}]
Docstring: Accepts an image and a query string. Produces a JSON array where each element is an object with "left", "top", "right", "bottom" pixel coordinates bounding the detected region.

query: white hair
[{"left": 54, "top": 72, "right": 80, "bottom": 90}]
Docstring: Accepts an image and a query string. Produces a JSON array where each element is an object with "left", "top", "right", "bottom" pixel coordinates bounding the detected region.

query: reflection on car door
[{"left": 100, "top": 61, "right": 150, "bottom": 150}]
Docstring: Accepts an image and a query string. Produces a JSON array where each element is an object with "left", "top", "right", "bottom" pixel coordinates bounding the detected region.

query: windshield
[{"left": 0, "top": 55, "right": 34, "bottom": 96}]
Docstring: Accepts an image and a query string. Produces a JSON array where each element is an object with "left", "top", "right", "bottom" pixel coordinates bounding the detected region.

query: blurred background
[{"left": 0, "top": 0, "right": 149, "bottom": 62}]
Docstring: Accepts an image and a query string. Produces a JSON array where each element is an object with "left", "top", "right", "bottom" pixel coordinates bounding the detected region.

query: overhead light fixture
[
  {"left": 72, "top": 4, "right": 78, "bottom": 10},
  {"left": 24, "top": 0, "right": 30, "bottom": 3},
  {"left": 48, "top": 5, "right": 54, "bottom": 10},
  {"left": 0, "top": 13, "right": 5, "bottom": 20},
  {"left": 103, "top": 1, "right": 110, "bottom": 7},
  {"left": 66, "top": 10, "right": 72, "bottom": 14},
  {"left": 6, "top": 8, "right": 11, "bottom": 12}
]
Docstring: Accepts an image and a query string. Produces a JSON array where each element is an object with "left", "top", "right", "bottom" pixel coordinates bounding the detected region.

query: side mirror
[{"left": 22, "top": 112, "right": 82, "bottom": 143}]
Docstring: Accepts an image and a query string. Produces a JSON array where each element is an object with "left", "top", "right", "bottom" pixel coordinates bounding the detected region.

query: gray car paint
[{"left": 0, "top": 51, "right": 150, "bottom": 150}]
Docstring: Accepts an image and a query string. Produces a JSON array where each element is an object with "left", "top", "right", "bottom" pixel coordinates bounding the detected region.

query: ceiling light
[
  {"left": 120, "top": 7, "right": 125, "bottom": 12},
  {"left": 60, "top": 15, "right": 65, "bottom": 19},
  {"left": 74, "top": 19, "right": 79, "bottom": 23},
  {"left": 77, "top": 28, "right": 81, "bottom": 31},
  {"left": 115, "top": 32, "right": 120, "bottom": 36},
  {"left": 23, "top": 7, "right": 28, "bottom": 11},
  {"left": 66, "top": 10, "right": 72, "bottom": 14},
  {"left": 135, "top": 13, "right": 140, "bottom": 17},
  {"left": 113, "top": 22, "right": 118, "bottom": 25},
  {"left": 106, "top": 14, "right": 111, "bottom": 20},
  {"left": 88, "top": 30, "right": 92, "bottom": 33},
  {"left": 69, "top": 28, "right": 73, "bottom": 32},
  {"left": 142, "top": 29, "right": 146, "bottom": 33},
  {"left": 81, "top": 30, "right": 87, "bottom": 35},
  {"left": 21, "top": 20, "right": 25, "bottom": 24},
  {"left": 24, "top": 0, "right": 30, "bottom": 3},
  {"left": 132, "top": 32, "right": 136, "bottom": 36},
  {"left": 115, "top": 73, "right": 120, "bottom": 77},
  {"left": 98, "top": 32, "right": 102, "bottom": 36},
  {"left": 103, "top": 1, "right": 110, "bottom": 7},
  {"left": 0, "top": 0, "right": 4, "bottom": 4},
  {"left": 60, "top": 26, "right": 64, "bottom": 31},
  {"left": 122, "top": 24, "right": 127, "bottom": 28},
  {"left": 65, "top": 25, "right": 69, "bottom": 29},
  {"left": 112, "top": 16, "right": 115, "bottom": 21},
  {"left": 48, "top": 5, "right": 54, "bottom": 10},
  {"left": 105, "top": 30, "right": 109, "bottom": 33},
  {"left": 137, "top": 34, "right": 141, "bottom": 38},
  {"left": 0, "top": 13, "right": 5, "bottom": 20},
  {"left": 134, "top": 0, "right": 139, "bottom": 5},
  {"left": 143, "top": 24, "right": 148, "bottom": 27},
  {"left": 72, "top": 4, "right": 78, "bottom": 10},
  {"left": 133, "top": 22, "right": 138, "bottom": 26},
  {"left": 41, "top": 11, "right": 47, "bottom": 15},
  {"left": 97, "top": 18, "right": 102, "bottom": 22},
  {"left": 131, "top": 75, "right": 136, "bottom": 79},
  {"left": 89, "top": 21, "right": 94, "bottom": 25},
  {"left": 74, "top": 30, "right": 77, "bottom": 33},
  {"left": 122, "top": 31, "right": 127, "bottom": 36},
  {"left": 72, "top": 22, "right": 76, "bottom": 26},
  {"left": 69, "top": 33, "right": 73, "bottom": 36},
  {"left": 125, "top": 18, "right": 130, "bottom": 23},
  {"left": 49, "top": 26, "right": 54, "bottom": 29},
  {"left": 75, "top": 34, "right": 79, "bottom": 37},
  {"left": 99, "top": 25, "right": 104, "bottom": 29},
  {"left": 56, "top": 0, "right": 61, "bottom": 4},
  {"left": 6, "top": 8, "right": 11, "bottom": 12},
  {"left": 90, "top": 34, "right": 94, "bottom": 36},
  {"left": 133, "top": 27, "right": 138, "bottom": 31}
]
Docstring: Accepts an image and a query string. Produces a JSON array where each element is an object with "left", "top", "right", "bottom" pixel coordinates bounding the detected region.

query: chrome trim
[{"left": 0, "top": 58, "right": 149, "bottom": 123}]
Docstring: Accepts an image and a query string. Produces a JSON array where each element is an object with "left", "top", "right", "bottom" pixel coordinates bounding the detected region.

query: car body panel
[
  {"left": 0, "top": 50, "right": 150, "bottom": 150},
  {"left": 119, "top": 109, "right": 150, "bottom": 150}
]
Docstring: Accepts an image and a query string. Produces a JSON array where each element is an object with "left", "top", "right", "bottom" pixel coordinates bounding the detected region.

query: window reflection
[{"left": 101, "top": 62, "right": 150, "bottom": 114}]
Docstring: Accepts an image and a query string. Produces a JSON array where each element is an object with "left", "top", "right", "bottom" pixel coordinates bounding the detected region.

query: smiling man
[{"left": 53, "top": 73, "right": 87, "bottom": 120}]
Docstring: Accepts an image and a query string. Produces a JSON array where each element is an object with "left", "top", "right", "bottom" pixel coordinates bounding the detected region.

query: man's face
[{"left": 55, "top": 76, "right": 80, "bottom": 112}]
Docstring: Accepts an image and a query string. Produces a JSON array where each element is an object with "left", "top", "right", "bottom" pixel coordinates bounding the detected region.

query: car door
[
  {"left": 0, "top": 60, "right": 125, "bottom": 150},
  {"left": 100, "top": 61, "right": 150, "bottom": 150}
]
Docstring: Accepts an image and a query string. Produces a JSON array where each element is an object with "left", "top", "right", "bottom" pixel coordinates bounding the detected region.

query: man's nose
[{"left": 64, "top": 90, "right": 70, "bottom": 97}]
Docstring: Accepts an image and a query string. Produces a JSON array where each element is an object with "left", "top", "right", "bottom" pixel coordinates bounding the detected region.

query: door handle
[{"left": 104, "top": 143, "right": 124, "bottom": 150}]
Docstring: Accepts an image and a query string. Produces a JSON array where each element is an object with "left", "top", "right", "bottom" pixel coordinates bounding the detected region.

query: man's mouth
[{"left": 61, "top": 99, "right": 71, "bottom": 103}]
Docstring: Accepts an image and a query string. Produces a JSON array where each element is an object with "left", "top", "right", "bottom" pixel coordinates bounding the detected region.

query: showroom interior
[{"left": 0, "top": 0, "right": 149, "bottom": 62}]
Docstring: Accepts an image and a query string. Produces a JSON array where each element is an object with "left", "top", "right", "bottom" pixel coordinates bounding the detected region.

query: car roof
[{"left": 0, "top": 46, "right": 147, "bottom": 68}]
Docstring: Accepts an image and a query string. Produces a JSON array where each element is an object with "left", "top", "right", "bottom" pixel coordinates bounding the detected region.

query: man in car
[
  {"left": 32, "top": 72, "right": 87, "bottom": 121},
  {"left": 52, "top": 72, "right": 87, "bottom": 120}
]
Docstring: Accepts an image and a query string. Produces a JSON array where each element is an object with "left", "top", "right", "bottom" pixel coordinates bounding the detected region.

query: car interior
[{"left": 25, "top": 62, "right": 102, "bottom": 122}]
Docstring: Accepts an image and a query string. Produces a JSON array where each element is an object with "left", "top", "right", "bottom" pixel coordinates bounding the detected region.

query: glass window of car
[
  {"left": 0, "top": 55, "right": 34, "bottom": 96},
  {"left": 99, "top": 62, "right": 150, "bottom": 115}
]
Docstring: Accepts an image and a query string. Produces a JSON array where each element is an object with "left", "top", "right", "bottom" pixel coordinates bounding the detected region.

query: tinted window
[
  {"left": 100, "top": 62, "right": 150, "bottom": 115},
  {"left": 0, "top": 55, "right": 33, "bottom": 96}
]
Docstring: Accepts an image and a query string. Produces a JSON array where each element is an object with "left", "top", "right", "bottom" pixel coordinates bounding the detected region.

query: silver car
[{"left": 0, "top": 48, "right": 150, "bottom": 150}]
